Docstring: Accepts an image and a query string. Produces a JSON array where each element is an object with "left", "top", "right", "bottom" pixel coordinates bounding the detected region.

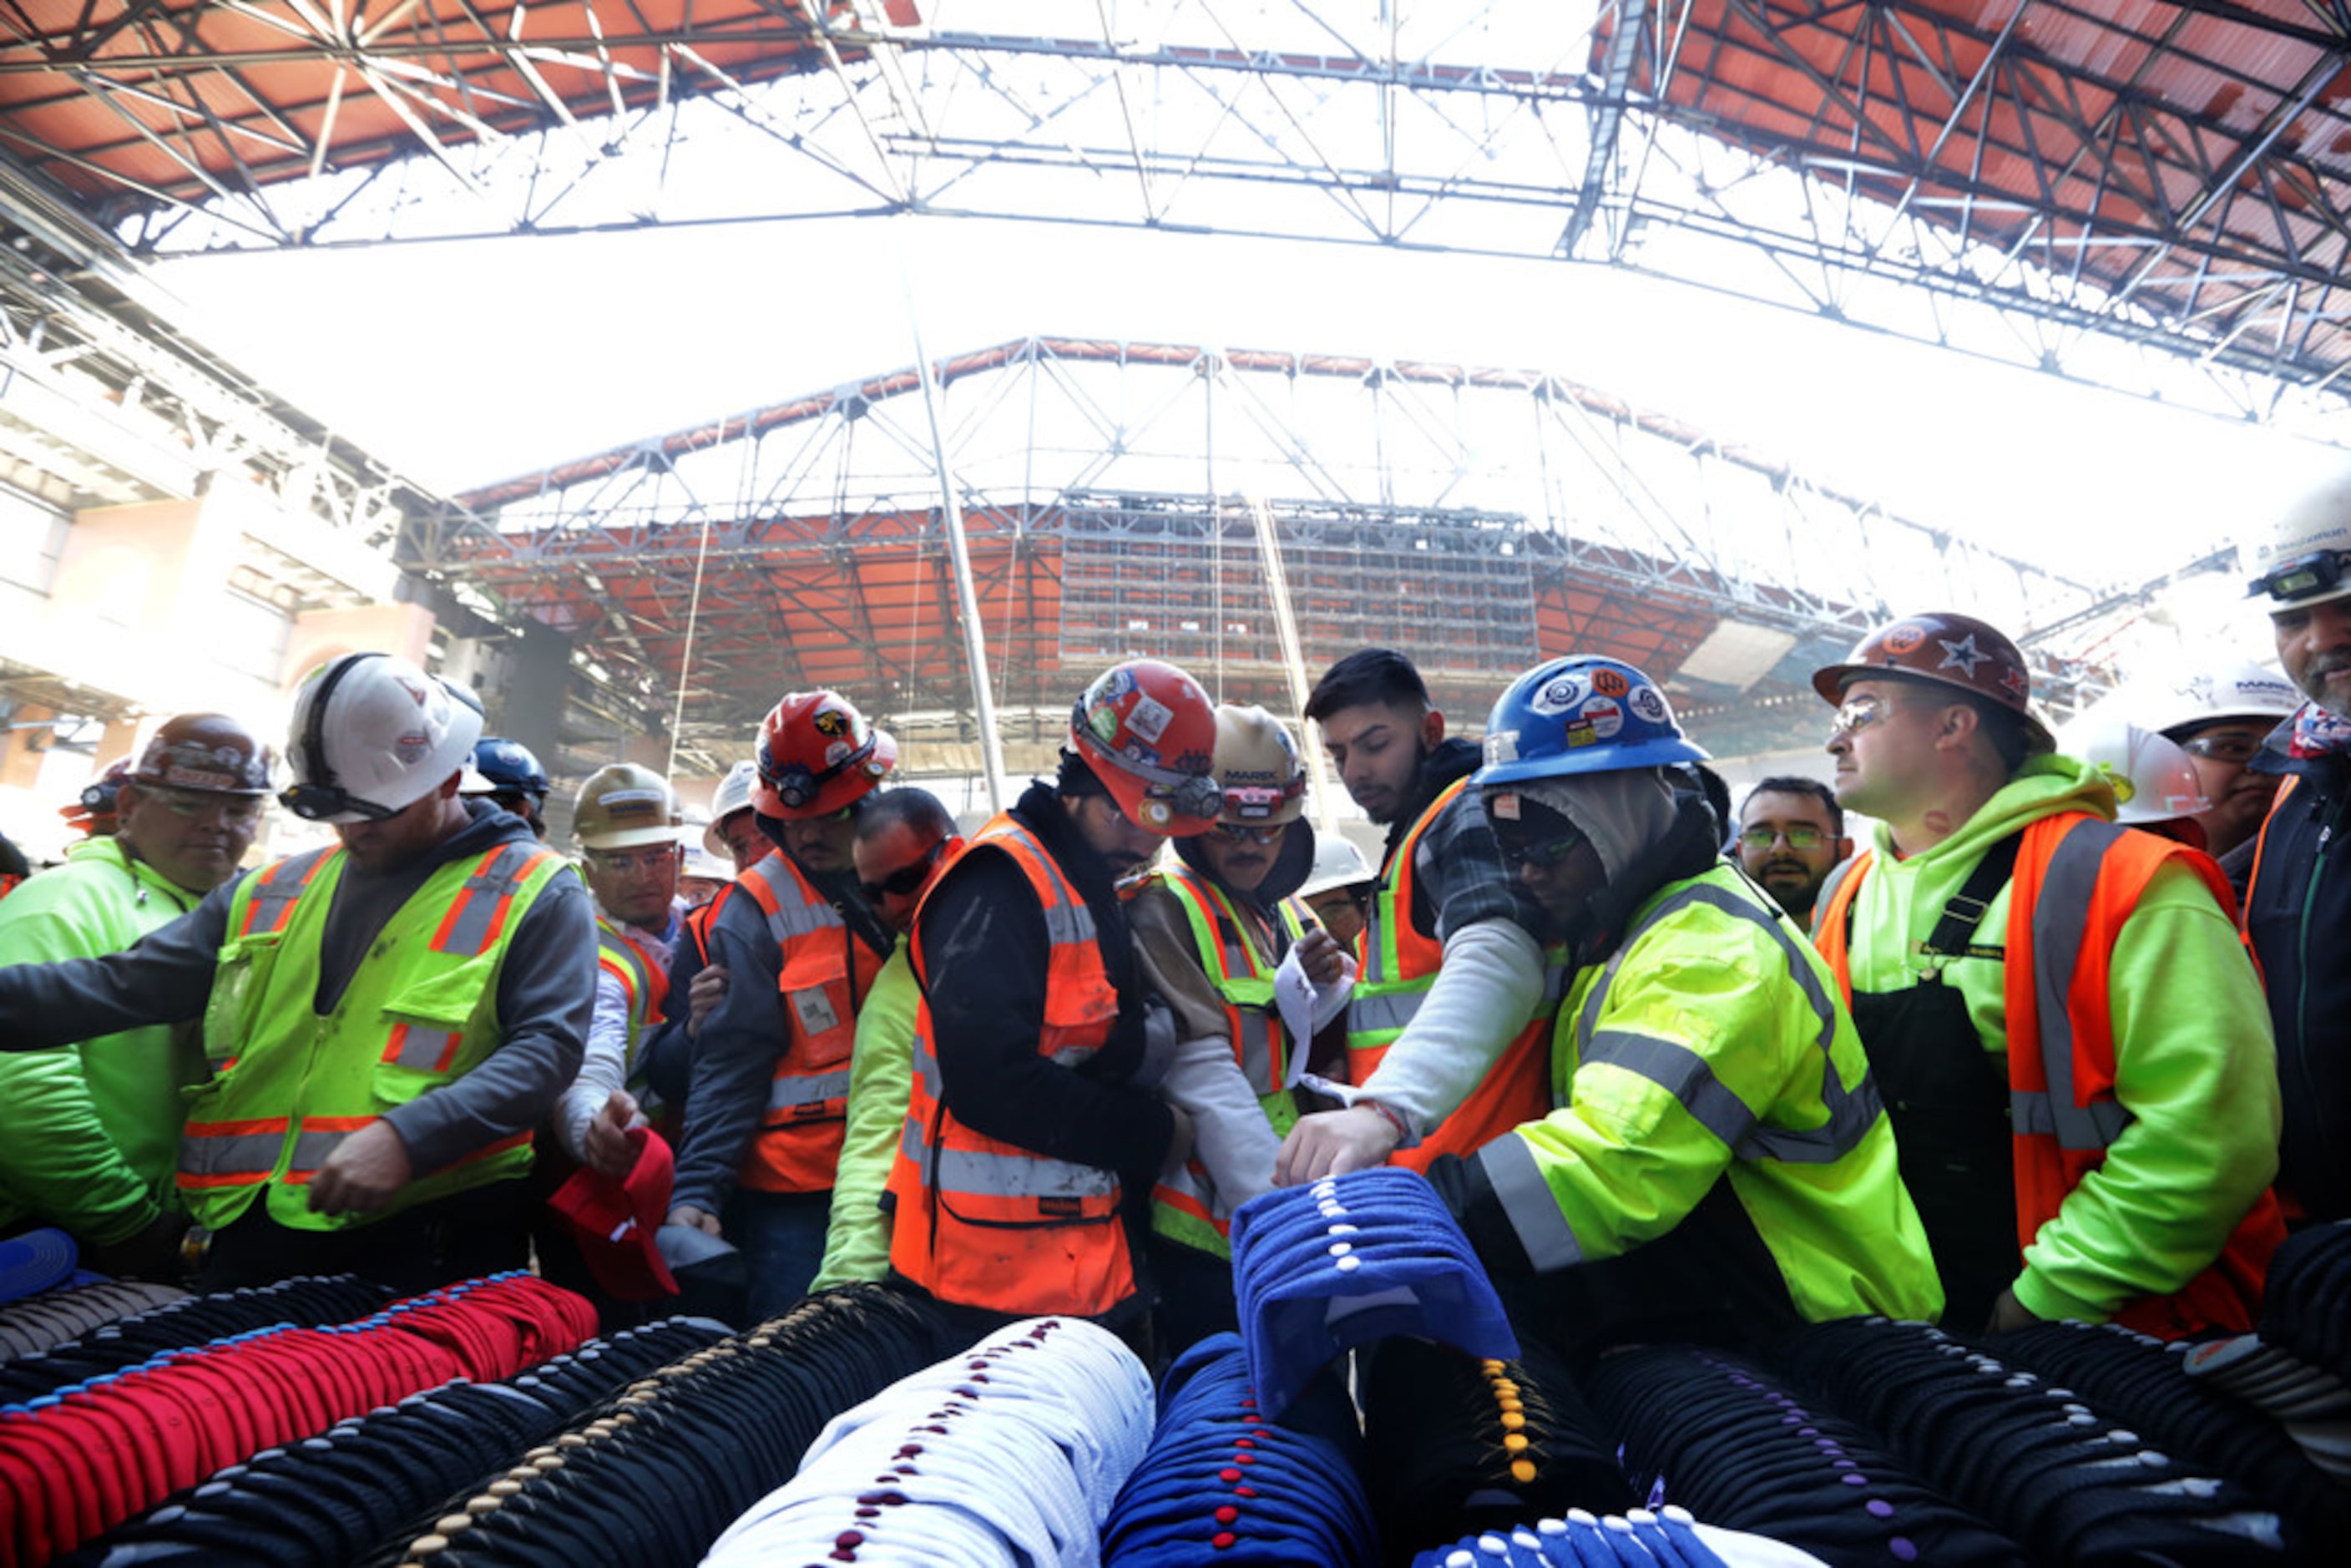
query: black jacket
[{"left": 2244, "top": 743, "right": 2351, "bottom": 1221}]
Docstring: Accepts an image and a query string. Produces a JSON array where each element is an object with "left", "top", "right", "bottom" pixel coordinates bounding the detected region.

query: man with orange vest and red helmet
[
  {"left": 1277, "top": 648, "right": 1554, "bottom": 1183},
  {"left": 666, "top": 693, "right": 897, "bottom": 1319},
  {"left": 884, "top": 659, "right": 1220, "bottom": 1342},
  {"left": 0, "top": 653, "right": 595, "bottom": 1292},
  {"left": 1808, "top": 612, "right": 2284, "bottom": 1338}
]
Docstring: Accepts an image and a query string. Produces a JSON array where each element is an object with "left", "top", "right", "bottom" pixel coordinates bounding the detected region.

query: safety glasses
[
  {"left": 1738, "top": 824, "right": 1828, "bottom": 852},
  {"left": 1495, "top": 827, "right": 1585, "bottom": 870},
  {"left": 584, "top": 844, "right": 680, "bottom": 876}
]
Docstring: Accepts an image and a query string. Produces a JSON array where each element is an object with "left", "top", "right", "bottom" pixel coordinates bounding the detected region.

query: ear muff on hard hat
[
  {"left": 1066, "top": 659, "right": 1223, "bottom": 836},
  {"left": 280, "top": 653, "right": 486, "bottom": 824}
]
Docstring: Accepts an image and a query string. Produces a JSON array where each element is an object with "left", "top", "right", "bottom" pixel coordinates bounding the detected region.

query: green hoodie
[
  {"left": 1836, "top": 754, "right": 2280, "bottom": 1323},
  {"left": 0, "top": 838, "right": 210, "bottom": 1242}
]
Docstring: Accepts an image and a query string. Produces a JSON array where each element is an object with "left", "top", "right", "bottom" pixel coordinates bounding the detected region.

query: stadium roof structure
[
  {"left": 4, "top": 3, "right": 2351, "bottom": 432},
  {"left": 412, "top": 331, "right": 2146, "bottom": 778}
]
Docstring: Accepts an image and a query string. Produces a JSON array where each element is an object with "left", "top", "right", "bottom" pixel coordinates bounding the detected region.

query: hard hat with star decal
[{"left": 1811, "top": 611, "right": 2054, "bottom": 752}]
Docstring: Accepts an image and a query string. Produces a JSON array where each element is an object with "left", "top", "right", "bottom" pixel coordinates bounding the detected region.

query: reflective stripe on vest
[
  {"left": 733, "top": 852, "right": 877, "bottom": 1191},
  {"left": 236, "top": 847, "right": 333, "bottom": 938},
  {"left": 432, "top": 842, "right": 549, "bottom": 956},
  {"left": 898, "top": 1115, "right": 1118, "bottom": 1205},
  {"left": 1574, "top": 878, "right": 1883, "bottom": 1165}
]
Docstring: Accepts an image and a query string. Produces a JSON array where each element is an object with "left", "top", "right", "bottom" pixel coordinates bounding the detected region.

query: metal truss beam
[{"left": 8, "top": 3, "right": 2349, "bottom": 430}]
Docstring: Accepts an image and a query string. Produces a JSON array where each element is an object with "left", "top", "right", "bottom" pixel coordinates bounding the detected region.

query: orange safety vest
[
  {"left": 884, "top": 815, "right": 1134, "bottom": 1317},
  {"left": 1347, "top": 777, "right": 1551, "bottom": 1172},
  {"left": 595, "top": 917, "right": 672, "bottom": 1048},
  {"left": 732, "top": 851, "right": 884, "bottom": 1193},
  {"left": 1816, "top": 812, "right": 2283, "bottom": 1337}
]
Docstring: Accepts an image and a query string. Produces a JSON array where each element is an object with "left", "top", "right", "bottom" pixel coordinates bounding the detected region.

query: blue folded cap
[
  {"left": 0, "top": 1229, "right": 78, "bottom": 1307},
  {"left": 1230, "top": 1169, "right": 1517, "bottom": 1419}
]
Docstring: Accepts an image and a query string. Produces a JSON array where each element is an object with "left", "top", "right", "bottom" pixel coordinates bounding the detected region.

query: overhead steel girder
[{"left": 10, "top": 3, "right": 2350, "bottom": 429}]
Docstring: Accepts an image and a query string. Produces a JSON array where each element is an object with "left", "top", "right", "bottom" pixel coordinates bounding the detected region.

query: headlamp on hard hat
[{"left": 2247, "top": 549, "right": 2351, "bottom": 606}]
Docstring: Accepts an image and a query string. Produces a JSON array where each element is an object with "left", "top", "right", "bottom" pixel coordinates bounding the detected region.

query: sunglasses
[
  {"left": 1209, "top": 822, "right": 1287, "bottom": 846},
  {"left": 1496, "top": 829, "right": 1585, "bottom": 870},
  {"left": 1739, "top": 824, "right": 1828, "bottom": 852},
  {"left": 2180, "top": 733, "right": 2263, "bottom": 764},
  {"left": 858, "top": 840, "right": 948, "bottom": 903}
]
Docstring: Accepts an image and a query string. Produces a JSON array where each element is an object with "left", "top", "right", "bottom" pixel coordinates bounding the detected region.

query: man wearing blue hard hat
[{"left": 1423, "top": 655, "right": 1941, "bottom": 1354}]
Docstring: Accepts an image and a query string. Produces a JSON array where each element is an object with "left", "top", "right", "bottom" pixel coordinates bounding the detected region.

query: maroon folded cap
[{"left": 546, "top": 1126, "right": 680, "bottom": 1302}]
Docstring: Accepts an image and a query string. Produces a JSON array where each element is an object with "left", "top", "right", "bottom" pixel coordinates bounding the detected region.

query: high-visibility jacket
[
  {"left": 179, "top": 839, "right": 566, "bottom": 1231},
  {"left": 1472, "top": 862, "right": 1940, "bottom": 1323},
  {"left": 885, "top": 815, "right": 1133, "bottom": 1316},
  {"left": 1140, "top": 865, "right": 1302, "bottom": 1258},
  {"left": 1817, "top": 812, "right": 2284, "bottom": 1336},
  {"left": 2241, "top": 765, "right": 2351, "bottom": 1221},
  {"left": 732, "top": 852, "right": 884, "bottom": 1193},
  {"left": 594, "top": 915, "right": 671, "bottom": 1067},
  {"left": 1347, "top": 777, "right": 1550, "bottom": 1171}
]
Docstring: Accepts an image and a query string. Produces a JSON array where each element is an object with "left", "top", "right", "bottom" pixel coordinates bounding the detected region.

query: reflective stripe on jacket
[
  {"left": 1817, "top": 812, "right": 2284, "bottom": 1336},
  {"left": 1347, "top": 776, "right": 1550, "bottom": 1170},
  {"left": 884, "top": 816, "right": 1133, "bottom": 1316},
  {"left": 1474, "top": 862, "right": 1940, "bottom": 1323},
  {"left": 1140, "top": 865, "right": 1301, "bottom": 1257},
  {"left": 595, "top": 916, "right": 670, "bottom": 1068},
  {"left": 731, "top": 851, "right": 882, "bottom": 1193},
  {"left": 181, "top": 840, "right": 565, "bottom": 1232}
]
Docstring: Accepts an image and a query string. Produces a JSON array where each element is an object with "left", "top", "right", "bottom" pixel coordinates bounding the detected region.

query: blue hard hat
[
  {"left": 465, "top": 736, "right": 550, "bottom": 797},
  {"left": 1475, "top": 655, "right": 1709, "bottom": 784}
]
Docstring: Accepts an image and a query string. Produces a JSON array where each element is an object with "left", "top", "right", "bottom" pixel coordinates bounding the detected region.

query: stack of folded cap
[
  {"left": 0, "top": 1282, "right": 187, "bottom": 1368},
  {"left": 82, "top": 1316, "right": 731, "bottom": 1568},
  {"left": 705, "top": 1313, "right": 1153, "bottom": 1566},
  {"left": 0, "top": 1276, "right": 392, "bottom": 1403},
  {"left": 1102, "top": 1332, "right": 1375, "bottom": 1565},
  {"left": 1229, "top": 1168, "right": 1517, "bottom": 1420},
  {"left": 1780, "top": 1318, "right": 2287, "bottom": 1565},
  {"left": 0, "top": 1272, "right": 595, "bottom": 1568},
  {"left": 1362, "top": 1333, "right": 1631, "bottom": 1560},
  {"left": 1997, "top": 1319, "right": 2350, "bottom": 1554},
  {"left": 1587, "top": 1342, "right": 2022, "bottom": 1566},
  {"left": 2173, "top": 1220, "right": 2351, "bottom": 1488},
  {"left": 398, "top": 1283, "right": 957, "bottom": 1568},
  {"left": 0, "top": 1232, "right": 82, "bottom": 1308},
  {"left": 1410, "top": 1508, "right": 1837, "bottom": 1567}
]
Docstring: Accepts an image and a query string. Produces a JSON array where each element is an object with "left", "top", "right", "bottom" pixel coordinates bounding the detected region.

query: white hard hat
[
  {"left": 2059, "top": 714, "right": 2212, "bottom": 827},
  {"left": 1296, "top": 834, "right": 1374, "bottom": 899},
  {"left": 2243, "top": 465, "right": 2351, "bottom": 611},
  {"left": 281, "top": 653, "right": 484, "bottom": 824},
  {"left": 678, "top": 831, "right": 731, "bottom": 884},
  {"left": 702, "top": 760, "right": 759, "bottom": 858},
  {"left": 2135, "top": 660, "right": 2303, "bottom": 736}
]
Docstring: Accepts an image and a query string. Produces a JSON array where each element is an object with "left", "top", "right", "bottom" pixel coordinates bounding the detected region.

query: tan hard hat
[
  {"left": 1211, "top": 705, "right": 1308, "bottom": 826},
  {"left": 574, "top": 764, "right": 681, "bottom": 850}
]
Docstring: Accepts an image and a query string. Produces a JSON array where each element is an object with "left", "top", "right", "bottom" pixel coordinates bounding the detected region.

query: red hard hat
[
  {"left": 1812, "top": 612, "right": 2054, "bottom": 751},
  {"left": 1068, "top": 660, "right": 1222, "bottom": 836},
  {"left": 130, "top": 714, "right": 273, "bottom": 797},
  {"left": 751, "top": 690, "right": 897, "bottom": 819}
]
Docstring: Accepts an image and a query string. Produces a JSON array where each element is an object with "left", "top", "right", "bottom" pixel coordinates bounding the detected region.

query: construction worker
[
  {"left": 1810, "top": 613, "right": 2283, "bottom": 1335},
  {"left": 1293, "top": 834, "right": 1377, "bottom": 951},
  {"left": 462, "top": 736, "right": 552, "bottom": 838},
  {"left": 558, "top": 764, "right": 686, "bottom": 1178},
  {"left": 634, "top": 758, "right": 764, "bottom": 1147},
  {"left": 884, "top": 659, "right": 1219, "bottom": 1342},
  {"left": 0, "top": 653, "right": 594, "bottom": 1292},
  {"left": 667, "top": 694, "right": 897, "bottom": 1318},
  {"left": 811, "top": 787, "right": 964, "bottom": 1291},
  {"left": 2137, "top": 660, "right": 2300, "bottom": 863},
  {"left": 2057, "top": 714, "right": 2215, "bottom": 848},
  {"left": 1734, "top": 776, "right": 1851, "bottom": 921},
  {"left": 1428, "top": 657, "right": 1940, "bottom": 1353},
  {"left": 0, "top": 831, "right": 25, "bottom": 900},
  {"left": 1279, "top": 648, "right": 1551, "bottom": 1181},
  {"left": 677, "top": 832, "right": 733, "bottom": 907},
  {"left": 57, "top": 759, "right": 131, "bottom": 842},
  {"left": 0, "top": 715, "right": 272, "bottom": 1276},
  {"left": 1127, "top": 704, "right": 1350, "bottom": 1353},
  {"left": 2241, "top": 466, "right": 2351, "bottom": 1222}
]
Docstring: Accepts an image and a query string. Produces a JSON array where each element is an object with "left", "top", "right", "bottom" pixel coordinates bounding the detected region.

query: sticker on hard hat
[
  {"left": 393, "top": 730, "right": 432, "bottom": 765},
  {"left": 1529, "top": 675, "right": 1586, "bottom": 716},
  {"left": 812, "top": 706, "right": 851, "bottom": 738},
  {"left": 1937, "top": 634, "right": 1989, "bottom": 677},
  {"left": 1087, "top": 703, "right": 1122, "bottom": 745},
  {"left": 603, "top": 789, "right": 666, "bottom": 817},
  {"left": 1126, "top": 694, "right": 1174, "bottom": 744},
  {"left": 2101, "top": 766, "right": 2136, "bottom": 805},
  {"left": 1140, "top": 799, "right": 1172, "bottom": 828},
  {"left": 1566, "top": 697, "right": 1621, "bottom": 746},
  {"left": 156, "top": 743, "right": 250, "bottom": 791},
  {"left": 824, "top": 741, "right": 854, "bottom": 766},
  {"left": 1483, "top": 730, "right": 1520, "bottom": 766},
  {"left": 1882, "top": 623, "right": 1929, "bottom": 655},
  {"left": 1628, "top": 687, "right": 1669, "bottom": 725},
  {"left": 1489, "top": 791, "right": 1521, "bottom": 820},
  {"left": 1591, "top": 669, "right": 1631, "bottom": 698}
]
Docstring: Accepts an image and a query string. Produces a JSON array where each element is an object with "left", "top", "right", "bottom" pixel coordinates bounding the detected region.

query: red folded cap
[{"left": 546, "top": 1126, "right": 680, "bottom": 1302}]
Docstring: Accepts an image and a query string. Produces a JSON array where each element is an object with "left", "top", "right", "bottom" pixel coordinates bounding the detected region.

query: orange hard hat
[{"left": 1067, "top": 660, "right": 1222, "bottom": 836}]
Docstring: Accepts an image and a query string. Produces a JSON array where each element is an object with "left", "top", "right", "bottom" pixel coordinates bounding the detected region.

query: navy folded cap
[
  {"left": 1230, "top": 1170, "right": 1516, "bottom": 1420},
  {"left": 0, "top": 1230, "right": 79, "bottom": 1308}
]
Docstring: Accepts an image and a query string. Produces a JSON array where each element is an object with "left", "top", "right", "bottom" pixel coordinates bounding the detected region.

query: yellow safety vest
[{"left": 179, "top": 839, "right": 565, "bottom": 1232}]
